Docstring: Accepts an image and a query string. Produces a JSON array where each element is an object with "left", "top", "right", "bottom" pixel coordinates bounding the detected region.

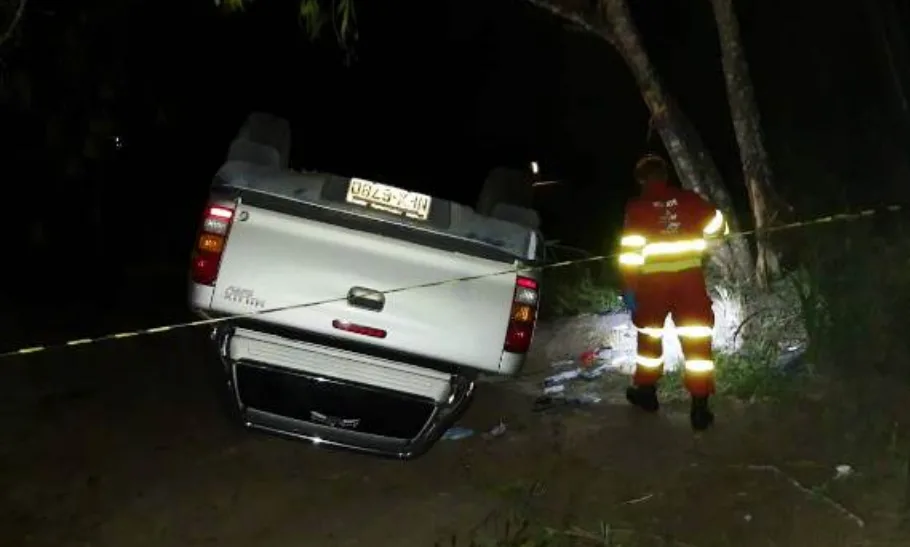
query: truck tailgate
[{"left": 210, "top": 203, "right": 517, "bottom": 370}]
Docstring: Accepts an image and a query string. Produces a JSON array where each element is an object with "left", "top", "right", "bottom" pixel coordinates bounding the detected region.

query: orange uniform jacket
[{"left": 618, "top": 180, "right": 727, "bottom": 292}]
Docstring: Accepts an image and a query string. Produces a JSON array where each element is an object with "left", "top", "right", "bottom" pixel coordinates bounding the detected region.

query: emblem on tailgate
[
  {"left": 310, "top": 411, "right": 361, "bottom": 429},
  {"left": 223, "top": 286, "right": 265, "bottom": 309}
]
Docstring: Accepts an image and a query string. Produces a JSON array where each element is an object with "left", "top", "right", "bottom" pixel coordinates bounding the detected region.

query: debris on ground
[
  {"left": 575, "top": 394, "right": 603, "bottom": 404},
  {"left": 777, "top": 344, "right": 809, "bottom": 373},
  {"left": 544, "top": 369, "right": 581, "bottom": 387},
  {"left": 543, "top": 384, "right": 565, "bottom": 396},
  {"left": 621, "top": 493, "right": 654, "bottom": 505},
  {"left": 487, "top": 420, "right": 507, "bottom": 438},
  {"left": 443, "top": 421, "right": 507, "bottom": 441},
  {"left": 441, "top": 426, "right": 474, "bottom": 441},
  {"left": 834, "top": 464, "right": 854, "bottom": 480},
  {"left": 550, "top": 346, "right": 613, "bottom": 371},
  {"left": 578, "top": 345, "right": 613, "bottom": 368},
  {"left": 533, "top": 312, "right": 636, "bottom": 365},
  {"left": 536, "top": 346, "right": 620, "bottom": 411}
]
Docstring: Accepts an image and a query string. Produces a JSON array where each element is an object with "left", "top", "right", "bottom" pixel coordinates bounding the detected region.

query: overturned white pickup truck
[{"left": 188, "top": 113, "right": 544, "bottom": 458}]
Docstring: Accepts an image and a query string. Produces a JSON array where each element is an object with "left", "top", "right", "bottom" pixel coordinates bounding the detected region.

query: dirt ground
[{"left": 3, "top": 327, "right": 910, "bottom": 547}]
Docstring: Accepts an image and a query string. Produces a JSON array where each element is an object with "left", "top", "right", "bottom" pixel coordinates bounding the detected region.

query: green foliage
[
  {"left": 538, "top": 264, "right": 622, "bottom": 320},
  {"left": 695, "top": 214, "right": 910, "bottom": 398},
  {"left": 299, "top": 0, "right": 327, "bottom": 40},
  {"left": 442, "top": 512, "right": 696, "bottom": 546},
  {"left": 696, "top": 263, "right": 812, "bottom": 400},
  {"left": 218, "top": 0, "right": 358, "bottom": 50},
  {"left": 792, "top": 219, "right": 910, "bottom": 378},
  {"left": 788, "top": 265, "right": 830, "bottom": 368},
  {"left": 714, "top": 344, "right": 795, "bottom": 399},
  {"left": 657, "top": 348, "right": 797, "bottom": 403}
]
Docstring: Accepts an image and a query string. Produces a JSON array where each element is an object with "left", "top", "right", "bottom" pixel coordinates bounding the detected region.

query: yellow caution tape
[{"left": 0, "top": 204, "right": 902, "bottom": 360}]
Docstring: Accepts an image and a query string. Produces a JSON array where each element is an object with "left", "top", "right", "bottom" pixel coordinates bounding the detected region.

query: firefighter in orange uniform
[{"left": 618, "top": 154, "right": 729, "bottom": 430}]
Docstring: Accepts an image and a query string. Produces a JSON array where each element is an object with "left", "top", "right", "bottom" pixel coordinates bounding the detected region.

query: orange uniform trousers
[{"left": 631, "top": 267, "right": 715, "bottom": 397}]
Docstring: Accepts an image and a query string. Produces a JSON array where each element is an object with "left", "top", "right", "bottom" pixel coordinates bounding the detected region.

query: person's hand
[{"left": 621, "top": 291, "right": 637, "bottom": 313}]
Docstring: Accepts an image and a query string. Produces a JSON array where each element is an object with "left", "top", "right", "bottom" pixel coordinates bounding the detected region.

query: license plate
[{"left": 345, "top": 178, "right": 432, "bottom": 221}]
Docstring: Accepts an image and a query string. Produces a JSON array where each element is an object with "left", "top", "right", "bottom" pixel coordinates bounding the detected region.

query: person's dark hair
[{"left": 633, "top": 154, "right": 669, "bottom": 184}]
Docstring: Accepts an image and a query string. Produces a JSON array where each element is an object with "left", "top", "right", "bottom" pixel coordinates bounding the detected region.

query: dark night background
[{"left": 2, "top": 0, "right": 909, "bottom": 347}]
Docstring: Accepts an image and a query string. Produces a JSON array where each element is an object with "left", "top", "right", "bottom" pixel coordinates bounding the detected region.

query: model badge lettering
[
  {"left": 223, "top": 286, "right": 265, "bottom": 309},
  {"left": 310, "top": 411, "right": 361, "bottom": 429}
]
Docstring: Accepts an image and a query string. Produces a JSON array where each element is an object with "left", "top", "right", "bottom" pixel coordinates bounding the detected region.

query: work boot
[
  {"left": 626, "top": 384, "right": 659, "bottom": 413},
  {"left": 690, "top": 396, "right": 715, "bottom": 431}
]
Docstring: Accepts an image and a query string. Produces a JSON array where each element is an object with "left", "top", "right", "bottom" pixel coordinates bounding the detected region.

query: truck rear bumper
[{"left": 211, "top": 326, "right": 475, "bottom": 459}]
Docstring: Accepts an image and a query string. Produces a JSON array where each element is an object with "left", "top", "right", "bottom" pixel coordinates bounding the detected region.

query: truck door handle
[{"left": 347, "top": 286, "right": 385, "bottom": 312}]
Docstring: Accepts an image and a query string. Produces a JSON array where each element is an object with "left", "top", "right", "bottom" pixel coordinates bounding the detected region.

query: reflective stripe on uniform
[
  {"left": 618, "top": 234, "right": 707, "bottom": 273},
  {"left": 684, "top": 360, "right": 714, "bottom": 373},
  {"left": 620, "top": 235, "right": 647, "bottom": 267},
  {"left": 640, "top": 257, "right": 701, "bottom": 274},
  {"left": 642, "top": 238, "right": 706, "bottom": 258},
  {"left": 703, "top": 210, "right": 730, "bottom": 237},
  {"left": 619, "top": 252, "right": 645, "bottom": 266},
  {"left": 621, "top": 235, "right": 647, "bottom": 248},
  {"left": 677, "top": 326, "right": 712, "bottom": 338},
  {"left": 620, "top": 224, "right": 718, "bottom": 273},
  {"left": 637, "top": 325, "right": 713, "bottom": 338},
  {"left": 635, "top": 355, "right": 663, "bottom": 368},
  {"left": 703, "top": 210, "right": 724, "bottom": 235}
]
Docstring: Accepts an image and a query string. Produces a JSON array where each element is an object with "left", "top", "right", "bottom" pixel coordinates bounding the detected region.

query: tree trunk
[
  {"left": 602, "top": 0, "right": 755, "bottom": 283},
  {"left": 867, "top": 0, "right": 910, "bottom": 119},
  {"left": 866, "top": 0, "right": 910, "bottom": 204},
  {"left": 709, "top": 0, "right": 780, "bottom": 288}
]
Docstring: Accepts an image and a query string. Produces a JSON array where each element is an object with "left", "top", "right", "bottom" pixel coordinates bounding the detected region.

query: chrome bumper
[{"left": 210, "top": 326, "right": 475, "bottom": 460}]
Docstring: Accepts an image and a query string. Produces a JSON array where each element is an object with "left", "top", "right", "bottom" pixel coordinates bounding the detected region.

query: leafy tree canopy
[{"left": 217, "top": 0, "right": 358, "bottom": 50}]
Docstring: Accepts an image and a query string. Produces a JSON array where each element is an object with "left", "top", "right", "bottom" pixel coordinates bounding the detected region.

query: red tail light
[
  {"left": 191, "top": 203, "right": 235, "bottom": 286},
  {"left": 504, "top": 275, "right": 539, "bottom": 354},
  {"left": 332, "top": 320, "right": 387, "bottom": 339}
]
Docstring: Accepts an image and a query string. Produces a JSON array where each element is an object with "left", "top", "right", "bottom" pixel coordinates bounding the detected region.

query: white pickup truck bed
[
  {"left": 187, "top": 113, "right": 543, "bottom": 458},
  {"left": 197, "top": 168, "right": 534, "bottom": 371}
]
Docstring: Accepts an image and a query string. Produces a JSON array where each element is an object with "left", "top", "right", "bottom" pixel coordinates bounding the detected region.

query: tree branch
[
  {"left": 522, "top": 0, "right": 616, "bottom": 47},
  {"left": 0, "top": 0, "right": 26, "bottom": 49}
]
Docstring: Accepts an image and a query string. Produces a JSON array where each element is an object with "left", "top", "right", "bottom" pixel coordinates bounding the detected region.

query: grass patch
[
  {"left": 539, "top": 262, "right": 623, "bottom": 320},
  {"left": 654, "top": 346, "right": 808, "bottom": 403},
  {"left": 714, "top": 348, "right": 805, "bottom": 400},
  {"left": 443, "top": 513, "right": 695, "bottom": 546}
]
